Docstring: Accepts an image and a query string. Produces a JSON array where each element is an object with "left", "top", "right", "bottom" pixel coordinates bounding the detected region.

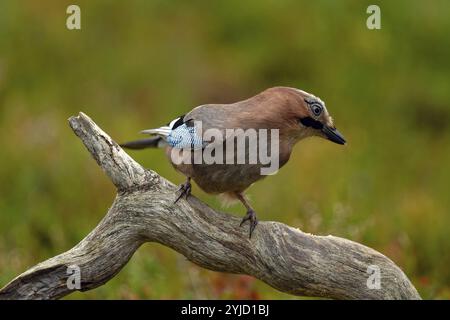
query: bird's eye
[{"left": 312, "top": 104, "right": 322, "bottom": 117}]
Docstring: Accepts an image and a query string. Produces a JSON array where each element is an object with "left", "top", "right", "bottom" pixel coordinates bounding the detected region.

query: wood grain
[{"left": 0, "top": 112, "right": 421, "bottom": 300}]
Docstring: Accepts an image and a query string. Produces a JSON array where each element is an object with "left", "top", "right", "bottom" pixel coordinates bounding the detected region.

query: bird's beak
[{"left": 322, "top": 125, "right": 346, "bottom": 145}]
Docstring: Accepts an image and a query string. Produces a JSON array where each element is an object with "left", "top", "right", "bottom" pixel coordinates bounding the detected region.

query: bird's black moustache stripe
[{"left": 299, "top": 117, "right": 323, "bottom": 129}]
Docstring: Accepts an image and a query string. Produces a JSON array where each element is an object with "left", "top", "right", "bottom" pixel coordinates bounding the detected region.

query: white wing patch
[
  {"left": 168, "top": 117, "right": 181, "bottom": 129},
  {"left": 141, "top": 116, "right": 185, "bottom": 137}
]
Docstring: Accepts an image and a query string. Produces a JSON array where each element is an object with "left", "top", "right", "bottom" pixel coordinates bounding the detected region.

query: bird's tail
[{"left": 120, "top": 137, "right": 164, "bottom": 150}]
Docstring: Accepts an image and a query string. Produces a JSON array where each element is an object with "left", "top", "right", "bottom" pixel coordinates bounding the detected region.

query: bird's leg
[
  {"left": 236, "top": 192, "right": 258, "bottom": 239},
  {"left": 174, "top": 177, "right": 192, "bottom": 203}
]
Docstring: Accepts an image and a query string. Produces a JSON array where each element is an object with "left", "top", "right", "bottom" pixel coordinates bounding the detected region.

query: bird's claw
[
  {"left": 240, "top": 209, "right": 258, "bottom": 239},
  {"left": 174, "top": 181, "right": 192, "bottom": 203}
]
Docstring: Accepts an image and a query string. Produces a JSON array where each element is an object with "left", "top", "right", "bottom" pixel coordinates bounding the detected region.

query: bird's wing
[
  {"left": 184, "top": 104, "right": 235, "bottom": 131},
  {"left": 140, "top": 113, "right": 205, "bottom": 149},
  {"left": 141, "top": 115, "right": 185, "bottom": 136},
  {"left": 141, "top": 103, "right": 243, "bottom": 150},
  {"left": 183, "top": 104, "right": 239, "bottom": 146}
]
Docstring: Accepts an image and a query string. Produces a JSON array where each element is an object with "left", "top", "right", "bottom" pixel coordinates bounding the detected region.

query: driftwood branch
[{"left": 0, "top": 112, "right": 421, "bottom": 300}]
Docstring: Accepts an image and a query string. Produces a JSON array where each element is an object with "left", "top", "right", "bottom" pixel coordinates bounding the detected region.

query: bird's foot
[
  {"left": 240, "top": 209, "right": 258, "bottom": 239},
  {"left": 174, "top": 180, "right": 192, "bottom": 203}
]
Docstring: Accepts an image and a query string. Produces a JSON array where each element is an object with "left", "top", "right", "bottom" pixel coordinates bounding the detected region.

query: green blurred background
[{"left": 1, "top": 0, "right": 449, "bottom": 299}]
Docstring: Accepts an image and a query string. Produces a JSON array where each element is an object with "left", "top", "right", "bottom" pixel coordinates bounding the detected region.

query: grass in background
[{"left": 1, "top": 0, "right": 449, "bottom": 299}]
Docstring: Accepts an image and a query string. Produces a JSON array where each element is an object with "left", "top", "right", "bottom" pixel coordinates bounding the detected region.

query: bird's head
[{"left": 274, "top": 87, "right": 346, "bottom": 146}]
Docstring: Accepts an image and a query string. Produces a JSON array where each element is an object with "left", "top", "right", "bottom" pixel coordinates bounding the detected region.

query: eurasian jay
[{"left": 121, "top": 86, "right": 346, "bottom": 238}]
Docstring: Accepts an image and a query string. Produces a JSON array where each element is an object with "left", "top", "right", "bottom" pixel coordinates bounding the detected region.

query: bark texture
[{"left": 0, "top": 112, "right": 421, "bottom": 300}]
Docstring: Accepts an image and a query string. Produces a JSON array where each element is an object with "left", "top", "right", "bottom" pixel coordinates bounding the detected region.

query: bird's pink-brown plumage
[{"left": 121, "top": 86, "right": 346, "bottom": 237}]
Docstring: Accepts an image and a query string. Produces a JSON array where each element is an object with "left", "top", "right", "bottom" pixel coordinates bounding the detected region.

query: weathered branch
[{"left": 0, "top": 112, "right": 421, "bottom": 300}]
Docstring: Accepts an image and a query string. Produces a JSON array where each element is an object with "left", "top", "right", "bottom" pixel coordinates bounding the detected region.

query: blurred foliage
[{"left": 1, "top": 0, "right": 450, "bottom": 299}]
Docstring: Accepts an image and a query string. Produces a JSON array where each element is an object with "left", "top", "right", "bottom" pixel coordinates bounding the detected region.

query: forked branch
[{"left": 0, "top": 113, "right": 421, "bottom": 300}]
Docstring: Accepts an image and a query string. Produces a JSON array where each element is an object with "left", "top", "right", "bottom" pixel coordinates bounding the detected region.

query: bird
[{"left": 120, "top": 86, "right": 346, "bottom": 238}]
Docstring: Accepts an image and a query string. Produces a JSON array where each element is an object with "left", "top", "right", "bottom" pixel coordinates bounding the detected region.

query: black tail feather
[{"left": 120, "top": 137, "right": 162, "bottom": 150}]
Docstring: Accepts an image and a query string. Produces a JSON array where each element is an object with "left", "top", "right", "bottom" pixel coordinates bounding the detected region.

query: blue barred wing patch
[{"left": 167, "top": 123, "right": 204, "bottom": 149}]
